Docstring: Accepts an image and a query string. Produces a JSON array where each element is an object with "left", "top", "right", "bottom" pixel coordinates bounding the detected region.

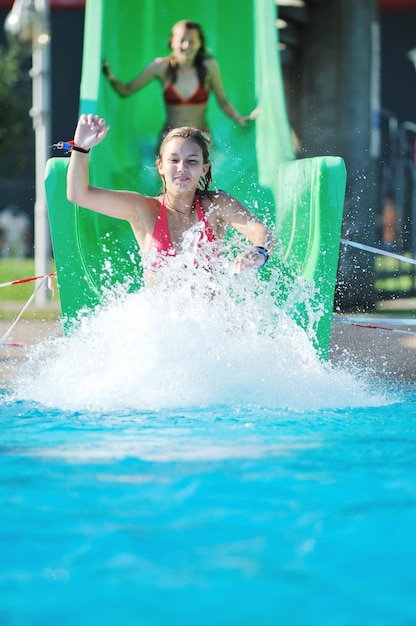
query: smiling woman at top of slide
[{"left": 102, "top": 19, "right": 257, "bottom": 141}]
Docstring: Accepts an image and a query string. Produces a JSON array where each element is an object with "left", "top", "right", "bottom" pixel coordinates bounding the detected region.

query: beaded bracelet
[{"left": 252, "top": 246, "right": 269, "bottom": 268}]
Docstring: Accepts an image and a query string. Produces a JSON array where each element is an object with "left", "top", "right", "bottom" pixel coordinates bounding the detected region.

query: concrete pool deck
[{"left": 330, "top": 298, "right": 416, "bottom": 384}]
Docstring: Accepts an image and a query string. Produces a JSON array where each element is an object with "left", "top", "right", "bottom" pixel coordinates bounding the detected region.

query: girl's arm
[
  {"left": 212, "top": 190, "right": 276, "bottom": 271},
  {"left": 103, "top": 58, "right": 165, "bottom": 98},
  {"left": 67, "top": 114, "right": 143, "bottom": 221},
  {"left": 207, "top": 58, "right": 258, "bottom": 127}
]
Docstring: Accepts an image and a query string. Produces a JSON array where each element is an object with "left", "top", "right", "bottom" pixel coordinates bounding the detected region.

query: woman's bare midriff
[{"left": 164, "top": 104, "right": 209, "bottom": 133}]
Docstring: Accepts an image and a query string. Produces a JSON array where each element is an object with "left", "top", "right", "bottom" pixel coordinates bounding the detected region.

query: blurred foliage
[{"left": 0, "top": 45, "right": 33, "bottom": 175}]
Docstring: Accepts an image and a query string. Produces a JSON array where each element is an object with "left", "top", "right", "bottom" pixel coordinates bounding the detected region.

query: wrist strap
[
  {"left": 51, "top": 141, "right": 90, "bottom": 154},
  {"left": 252, "top": 246, "right": 269, "bottom": 268},
  {"left": 72, "top": 144, "right": 90, "bottom": 154}
]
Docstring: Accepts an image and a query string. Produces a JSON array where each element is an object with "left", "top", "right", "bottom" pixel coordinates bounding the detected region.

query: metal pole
[{"left": 31, "top": 0, "right": 51, "bottom": 306}]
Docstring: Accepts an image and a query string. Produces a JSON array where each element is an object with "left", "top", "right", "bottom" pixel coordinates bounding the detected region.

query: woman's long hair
[{"left": 166, "top": 20, "right": 210, "bottom": 87}]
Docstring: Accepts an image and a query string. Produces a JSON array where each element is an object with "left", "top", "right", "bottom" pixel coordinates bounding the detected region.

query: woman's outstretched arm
[
  {"left": 102, "top": 58, "right": 165, "bottom": 98},
  {"left": 207, "top": 58, "right": 258, "bottom": 127},
  {"left": 67, "top": 114, "right": 141, "bottom": 221}
]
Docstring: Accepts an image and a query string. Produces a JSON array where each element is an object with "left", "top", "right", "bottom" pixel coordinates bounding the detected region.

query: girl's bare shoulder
[
  {"left": 204, "top": 189, "right": 229, "bottom": 202},
  {"left": 127, "top": 194, "right": 161, "bottom": 226},
  {"left": 137, "top": 193, "right": 162, "bottom": 213},
  {"left": 203, "top": 56, "right": 218, "bottom": 73},
  {"left": 200, "top": 190, "right": 228, "bottom": 212},
  {"left": 151, "top": 57, "right": 170, "bottom": 76},
  {"left": 203, "top": 55, "right": 216, "bottom": 65}
]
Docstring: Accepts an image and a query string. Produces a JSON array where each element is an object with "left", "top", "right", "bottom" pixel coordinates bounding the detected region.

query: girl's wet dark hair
[
  {"left": 156, "top": 126, "right": 212, "bottom": 193},
  {"left": 167, "top": 20, "right": 210, "bottom": 87}
]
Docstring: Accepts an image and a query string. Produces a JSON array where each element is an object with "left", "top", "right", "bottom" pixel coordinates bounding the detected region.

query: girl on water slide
[
  {"left": 67, "top": 114, "right": 274, "bottom": 285},
  {"left": 102, "top": 20, "right": 257, "bottom": 141}
]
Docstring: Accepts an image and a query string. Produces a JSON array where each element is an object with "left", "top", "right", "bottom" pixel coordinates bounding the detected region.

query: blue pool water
[{"left": 1, "top": 266, "right": 416, "bottom": 625}]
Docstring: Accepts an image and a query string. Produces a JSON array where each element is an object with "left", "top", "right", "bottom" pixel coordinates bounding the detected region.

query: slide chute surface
[{"left": 45, "top": 0, "right": 346, "bottom": 358}]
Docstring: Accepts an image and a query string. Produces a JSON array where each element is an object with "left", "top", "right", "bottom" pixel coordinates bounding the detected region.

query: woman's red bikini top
[{"left": 163, "top": 82, "right": 209, "bottom": 106}]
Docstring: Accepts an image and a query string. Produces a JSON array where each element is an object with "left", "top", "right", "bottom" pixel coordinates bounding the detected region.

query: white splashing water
[{"left": 13, "top": 246, "right": 386, "bottom": 412}]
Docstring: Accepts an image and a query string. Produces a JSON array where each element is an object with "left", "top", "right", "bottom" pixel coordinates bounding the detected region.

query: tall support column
[
  {"left": 287, "top": 0, "right": 379, "bottom": 310},
  {"left": 31, "top": 0, "right": 52, "bottom": 305}
]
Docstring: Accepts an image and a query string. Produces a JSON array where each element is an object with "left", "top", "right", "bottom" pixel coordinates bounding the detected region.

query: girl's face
[
  {"left": 158, "top": 137, "right": 209, "bottom": 194},
  {"left": 170, "top": 26, "right": 201, "bottom": 65}
]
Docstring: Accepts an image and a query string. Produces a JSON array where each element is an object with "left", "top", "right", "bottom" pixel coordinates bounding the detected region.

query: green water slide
[{"left": 45, "top": 0, "right": 346, "bottom": 358}]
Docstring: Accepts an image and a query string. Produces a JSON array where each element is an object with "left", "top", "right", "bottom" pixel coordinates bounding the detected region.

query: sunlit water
[{"left": 1, "top": 255, "right": 415, "bottom": 626}]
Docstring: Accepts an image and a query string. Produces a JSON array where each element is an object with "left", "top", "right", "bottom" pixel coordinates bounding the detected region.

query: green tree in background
[{"left": 0, "top": 45, "right": 32, "bottom": 175}]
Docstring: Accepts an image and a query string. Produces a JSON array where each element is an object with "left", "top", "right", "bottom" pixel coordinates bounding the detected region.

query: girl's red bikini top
[{"left": 147, "top": 195, "right": 216, "bottom": 268}]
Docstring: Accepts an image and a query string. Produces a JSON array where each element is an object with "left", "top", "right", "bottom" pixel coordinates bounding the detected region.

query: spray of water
[{"left": 13, "top": 236, "right": 386, "bottom": 412}]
